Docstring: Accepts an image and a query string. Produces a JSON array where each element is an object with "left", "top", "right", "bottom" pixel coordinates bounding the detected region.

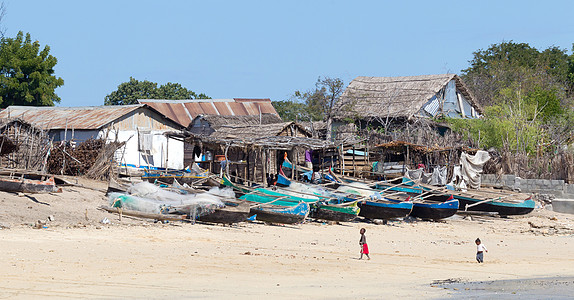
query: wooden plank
[{"left": 98, "top": 206, "right": 187, "bottom": 221}]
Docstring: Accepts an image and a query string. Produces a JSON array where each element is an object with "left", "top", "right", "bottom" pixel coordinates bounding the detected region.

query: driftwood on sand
[{"left": 98, "top": 205, "right": 187, "bottom": 221}]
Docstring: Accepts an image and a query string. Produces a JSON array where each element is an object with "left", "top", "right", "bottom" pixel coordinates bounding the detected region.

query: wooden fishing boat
[
  {"left": 322, "top": 178, "right": 414, "bottom": 220},
  {"left": 222, "top": 176, "right": 254, "bottom": 195},
  {"left": 0, "top": 174, "right": 61, "bottom": 193},
  {"left": 270, "top": 174, "right": 361, "bottom": 222},
  {"left": 387, "top": 196, "right": 459, "bottom": 220},
  {"left": 197, "top": 201, "right": 251, "bottom": 224},
  {"left": 409, "top": 198, "right": 459, "bottom": 220},
  {"left": 451, "top": 191, "right": 534, "bottom": 216},
  {"left": 371, "top": 177, "right": 534, "bottom": 216},
  {"left": 224, "top": 175, "right": 360, "bottom": 223},
  {"left": 310, "top": 201, "right": 360, "bottom": 222},
  {"left": 395, "top": 179, "right": 535, "bottom": 216},
  {"left": 107, "top": 177, "right": 132, "bottom": 195},
  {"left": 227, "top": 181, "right": 313, "bottom": 224},
  {"left": 248, "top": 201, "right": 310, "bottom": 224},
  {"left": 375, "top": 183, "right": 453, "bottom": 202},
  {"left": 358, "top": 200, "right": 413, "bottom": 220},
  {"left": 99, "top": 205, "right": 187, "bottom": 221}
]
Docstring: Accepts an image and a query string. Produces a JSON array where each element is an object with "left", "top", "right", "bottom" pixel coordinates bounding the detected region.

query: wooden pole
[
  {"left": 99, "top": 206, "right": 187, "bottom": 221},
  {"left": 340, "top": 143, "right": 345, "bottom": 176},
  {"left": 352, "top": 145, "right": 356, "bottom": 177},
  {"left": 252, "top": 150, "right": 257, "bottom": 187},
  {"left": 165, "top": 136, "right": 169, "bottom": 169},
  {"left": 294, "top": 150, "right": 298, "bottom": 180},
  {"left": 245, "top": 150, "right": 249, "bottom": 183},
  {"left": 321, "top": 148, "right": 325, "bottom": 174},
  {"left": 262, "top": 149, "right": 267, "bottom": 186},
  {"left": 363, "top": 144, "right": 368, "bottom": 179}
]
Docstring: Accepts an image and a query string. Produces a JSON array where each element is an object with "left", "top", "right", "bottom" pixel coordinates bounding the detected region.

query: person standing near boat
[
  {"left": 475, "top": 238, "right": 488, "bottom": 263},
  {"left": 359, "top": 228, "right": 370, "bottom": 260}
]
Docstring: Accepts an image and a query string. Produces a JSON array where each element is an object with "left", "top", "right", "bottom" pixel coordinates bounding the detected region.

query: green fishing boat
[
  {"left": 223, "top": 175, "right": 359, "bottom": 222},
  {"left": 311, "top": 201, "right": 360, "bottom": 222}
]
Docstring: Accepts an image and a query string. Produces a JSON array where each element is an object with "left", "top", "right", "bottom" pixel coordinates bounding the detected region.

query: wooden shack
[
  {"left": 367, "top": 140, "right": 478, "bottom": 181},
  {"left": 0, "top": 118, "right": 50, "bottom": 171},
  {"left": 0, "top": 105, "right": 185, "bottom": 172},
  {"left": 168, "top": 117, "right": 339, "bottom": 185}
]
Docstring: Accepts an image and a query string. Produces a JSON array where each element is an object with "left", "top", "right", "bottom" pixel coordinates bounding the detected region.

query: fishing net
[{"left": 108, "top": 182, "right": 233, "bottom": 219}]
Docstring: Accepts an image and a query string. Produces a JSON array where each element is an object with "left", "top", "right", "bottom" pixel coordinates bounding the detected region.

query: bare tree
[
  {"left": 0, "top": 2, "right": 6, "bottom": 38},
  {"left": 294, "top": 76, "right": 347, "bottom": 140}
]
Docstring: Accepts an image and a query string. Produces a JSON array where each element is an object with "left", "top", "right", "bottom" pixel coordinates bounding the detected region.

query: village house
[
  {"left": 138, "top": 98, "right": 280, "bottom": 128},
  {"left": 182, "top": 114, "right": 312, "bottom": 178},
  {"left": 139, "top": 98, "right": 282, "bottom": 168},
  {"left": 187, "top": 113, "right": 283, "bottom": 136},
  {"left": 0, "top": 105, "right": 185, "bottom": 170},
  {"left": 168, "top": 114, "right": 339, "bottom": 185},
  {"left": 328, "top": 74, "right": 484, "bottom": 176},
  {"left": 334, "top": 74, "right": 483, "bottom": 135}
]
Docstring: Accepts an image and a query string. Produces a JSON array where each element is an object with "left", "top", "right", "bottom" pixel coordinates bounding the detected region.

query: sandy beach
[{"left": 1, "top": 181, "right": 574, "bottom": 299}]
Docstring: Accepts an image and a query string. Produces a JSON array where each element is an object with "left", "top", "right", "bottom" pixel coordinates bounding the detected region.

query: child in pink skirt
[{"left": 359, "top": 228, "right": 370, "bottom": 260}]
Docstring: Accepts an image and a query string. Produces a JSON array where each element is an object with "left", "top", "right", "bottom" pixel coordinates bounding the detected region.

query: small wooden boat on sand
[
  {"left": 197, "top": 201, "right": 251, "bottom": 224},
  {"left": 374, "top": 177, "right": 534, "bottom": 216},
  {"left": 310, "top": 202, "right": 360, "bottom": 222},
  {"left": 223, "top": 176, "right": 312, "bottom": 224},
  {"left": 409, "top": 198, "right": 459, "bottom": 220},
  {"left": 358, "top": 199, "right": 413, "bottom": 220},
  {"left": 387, "top": 195, "right": 459, "bottom": 220},
  {"left": 0, "top": 174, "right": 61, "bottom": 193},
  {"left": 248, "top": 201, "right": 310, "bottom": 224}
]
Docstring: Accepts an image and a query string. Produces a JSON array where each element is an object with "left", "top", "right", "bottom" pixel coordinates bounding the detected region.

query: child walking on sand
[
  {"left": 359, "top": 228, "right": 370, "bottom": 260},
  {"left": 475, "top": 238, "right": 488, "bottom": 263}
]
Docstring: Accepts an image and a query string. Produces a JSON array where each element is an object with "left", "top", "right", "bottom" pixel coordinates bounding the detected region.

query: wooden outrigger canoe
[
  {"left": 270, "top": 175, "right": 361, "bottom": 222},
  {"left": 310, "top": 202, "right": 360, "bottom": 222},
  {"left": 449, "top": 191, "right": 534, "bottom": 216},
  {"left": 357, "top": 200, "right": 413, "bottom": 220},
  {"left": 0, "top": 174, "right": 61, "bottom": 193},
  {"left": 249, "top": 201, "right": 310, "bottom": 224},
  {"left": 397, "top": 179, "right": 535, "bottom": 216},
  {"left": 386, "top": 195, "right": 459, "bottom": 220},
  {"left": 409, "top": 198, "right": 459, "bottom": 220},
  {"left": 197, "top": 201, "right": 251, "bottom": 224},
  {"left": 357, "top": 177, "right": 533, "bottom": 216}
]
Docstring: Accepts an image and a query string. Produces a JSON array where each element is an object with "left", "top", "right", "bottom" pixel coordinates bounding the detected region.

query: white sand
[{"left": 0, "top": 180, "right": 573, "bottom": 299}]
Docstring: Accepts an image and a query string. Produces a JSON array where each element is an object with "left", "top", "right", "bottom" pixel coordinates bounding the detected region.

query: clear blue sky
[{"left": 3, "top": 0, "right": 574, "bottom": 107}]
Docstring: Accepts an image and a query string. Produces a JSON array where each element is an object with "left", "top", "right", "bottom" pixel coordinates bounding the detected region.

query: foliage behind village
[
  {"left": 275, "top": 42, "right": 574, "bottom": 161},
  {"left": 453, "top": 42, "right": 574, "bottom": 155}
]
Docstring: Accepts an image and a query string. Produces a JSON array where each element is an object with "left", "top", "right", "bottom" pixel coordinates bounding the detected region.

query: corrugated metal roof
[
  {"left": 138, "top": 98, "right": 279, "bottom": 128},
  {"left": 0, "top": 105, "right": 150, "bottom": 130}
]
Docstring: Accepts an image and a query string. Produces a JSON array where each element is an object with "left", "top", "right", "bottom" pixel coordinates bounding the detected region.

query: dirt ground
[{"left": 1, "top": 179, "right": 573, "bottom": 299}]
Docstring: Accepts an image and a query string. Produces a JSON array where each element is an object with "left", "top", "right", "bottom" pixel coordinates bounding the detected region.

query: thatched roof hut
[
  {"left": 208, "top": 122, "right": 310, "bottom": 140},
  {"left": 188, "top": 114, "right": 309, "bottom": 140},
  {"left": 335, "top": 74, "right": 482, "bottom": 121},
  {"left": 168, "top": 115, "right": 331, "bottom": 184},
  {"left": 187, "top": 113, "right": 283, "bottom": 135},
  {"left": 189, "top": 113, "right": 282, "bottom": 128},
  {"left": 167, "top": 124, "right": 335, "bottom": 185}
]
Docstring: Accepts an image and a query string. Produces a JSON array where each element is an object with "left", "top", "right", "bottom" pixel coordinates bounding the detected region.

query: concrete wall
[{"left": 482, "top": 174, "right": 574, "bottom": 199}]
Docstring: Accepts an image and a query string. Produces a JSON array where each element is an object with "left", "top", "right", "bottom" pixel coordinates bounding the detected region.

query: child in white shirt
[{"left": 475, "top": 238, "right": 488, "bottom": 263}]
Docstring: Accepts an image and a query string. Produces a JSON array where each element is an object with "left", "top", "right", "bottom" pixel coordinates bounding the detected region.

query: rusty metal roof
[
  {"left": 138, "top": 98, "right": 280, "bottom": 128},
  {"left": 0, "top": 105, "right": 158, "bottom": 130}
]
